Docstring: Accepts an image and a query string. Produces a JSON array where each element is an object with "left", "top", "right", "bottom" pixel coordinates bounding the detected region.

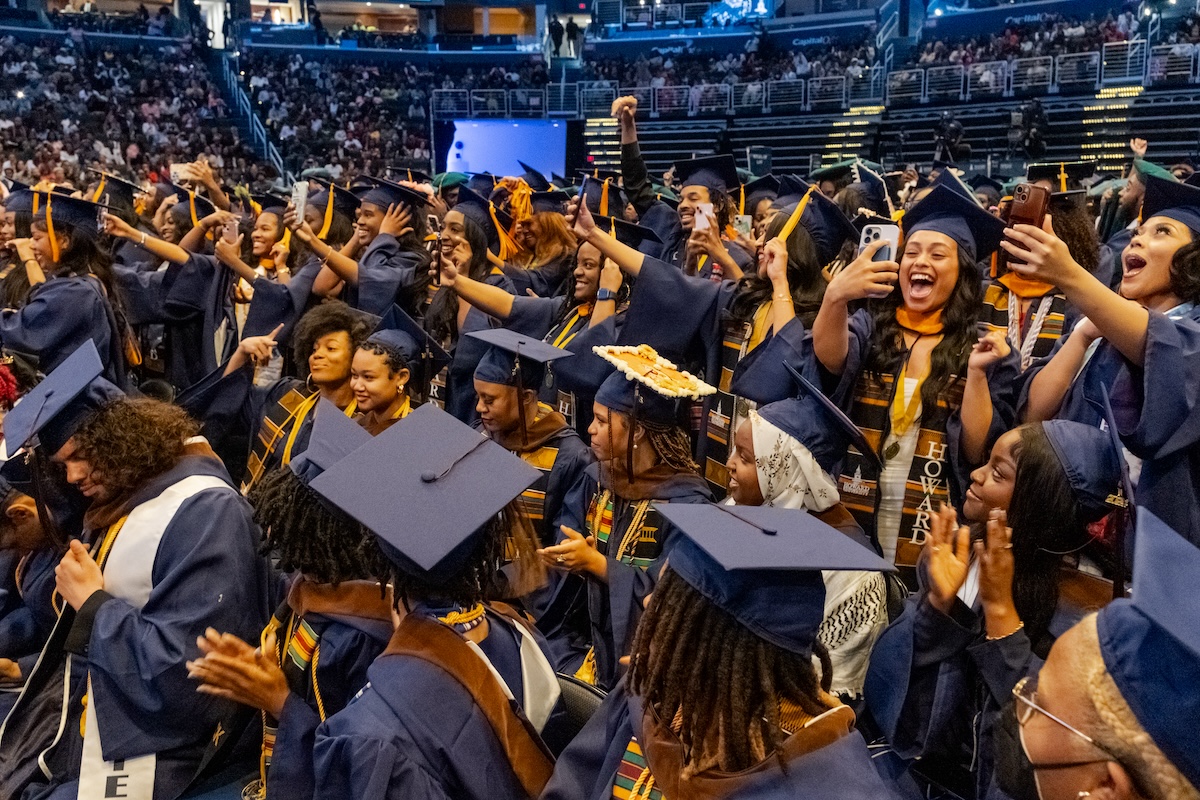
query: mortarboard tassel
[
  {"left": 46, "top": 192, "right": 60, "bottom": 264},
  {"left": 317, "top": 188, "right": 336, "bottom": 240},
  {"left": 188, "top": 192, "right": 199, "bottom": 228},
  {"left": 1059, "top": 163, "right": 1068, "bottom": 194},
  {"left": 599, "top": 179, "right": 610, "bottom": 218},
  {"left": 490, "top": 202, "right": 520, "bottom": 262},
  {"left": 91, "top": 176, "right": 107, "bottom": 205},
  {"left": 775, "top": 185, "right": 817, "bottom": 245}
]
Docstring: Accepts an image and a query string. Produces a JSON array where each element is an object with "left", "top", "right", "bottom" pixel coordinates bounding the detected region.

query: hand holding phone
[
  {"left": 694, "top": 202, "right": 714, "bottom": 231},
  {"left": 290, "top": 181, "right": 309, "bottom": 222},
  {"left": 858, "top": 223, "right": 900, "bottom": 263},
  {"left": 222, "top": 219, "right": 239, "bottom": 244},
  {"left": 998, "top": 182, "right": 1050, "bottom": 273}
]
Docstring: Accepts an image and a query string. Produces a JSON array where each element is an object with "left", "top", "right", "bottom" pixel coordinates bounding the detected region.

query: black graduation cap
[
  {"left": 1049, "top": 190, "right": 1088, "bottom": 212},
  {"left": 367, "top": 305, "right": 450, "bottom": 403},
  {"left": 453, "top": 186, "right": 517, "bottom": 260},
  {"left": 530, "top": 190, "right": 570, "bottom": 215},
  {"left": 576, "top": 167, "right": 621, "bottom": 184},
  {"left": 930, "top": 169, "right": 981, "bottom": 206},
  {"left": 656, "top": 502, "right": 894, "bottom": 656},
  {"left": 673, "top": 154, "right": 739, "bottom": 196},
  {"left": 470, "top": 328, "right": 573, "bottom": 390},
  {"left": 902, "top": 184, "right": 1007, "bottom": 263},
  {"left": 579, "top": 176, "right": 627, "bottom": 219},
  {"left": 1185, "top": 172, "right": 1200, "bottom": 189},
  {"left": 1140, "top": 174, "right": 1200, "bottom": 235},
  {"left": 6, "top": 179, "right": 30, "bottom": 193},
  {"left": 385, "top": 166, "right": 432, "bottom": 184},
  {"left": 771, "top": 175, "right": 811, "bottom": 209},
  {"left": 551, "top": 172, "right": 573, "bottom": 189},
  {"left": 467, "top": 172, "right": 500, "bottom": 195},
  {"left": 85, "top": 169, "right": 144, "bottom": 214},
  {"left": 742, "top": 174, "right": 779, "bottom": 210},
  {"left": 250, "top": 192, "right": 289, "bottom": 214},
  {"left": 3, "top": 189, "right": 33, "bottom": 216},
  {"left": 352, "top": 177, "right": 429, "bottom": 212},
  {"left": 2, "top": 341, "right": 123, "bottom": 457},
  {"left": 30, "top": 191, "right": 111, "bottom": 243},
  {"left": 848, "top": 162, "right": 895, "bottom": 219},
  {"left": 517, "top": 161, "right": 551, "bottom": 192},
  {"left": 773, "top": 188, "right": 857, "bottom": 266},
  {"left": 307, "top": 179, "right": 362, "bottom": 238},
  {"left": 1026, "top": 160, "right": 1097, "bottom": 192},
  {"left": 593, "top": 215, "right": 661, "bottom": 249},
  {"left": 309, "top": 403, "right": 542, "bottom": 584},
  {"left": 967, "top": 174, "right": 1005, "bottom": 194}
]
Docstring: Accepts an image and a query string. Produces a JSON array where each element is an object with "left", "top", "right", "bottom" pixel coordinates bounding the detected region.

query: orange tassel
[{"left": 46, "top": 193, "right": 60, "bottom": 264}]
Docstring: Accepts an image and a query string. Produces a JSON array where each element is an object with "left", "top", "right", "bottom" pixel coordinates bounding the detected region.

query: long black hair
[
  {"left": 426, "top": 215, "right": 491, "bottom": 345},
  {"left": 628, "top": 569, "right": 835, "bottom": 776},
  {"left": 728, "top": 210, "right": 825, "bottom": 327},
  {"left": 1169, "top": 237, "right": 1200, "bottom": 305},
  {"left": 862, "top": 247, "right": 983, "bottom": 426}
]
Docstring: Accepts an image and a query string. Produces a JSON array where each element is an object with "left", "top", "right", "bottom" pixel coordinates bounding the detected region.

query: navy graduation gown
[
  {"left": 503, "top": 253, "right": 573, "bottom": 299},
  {"left": 312, "top": 608, "right": 552, "bottom": 800},
  {"left": 0, "top": 274, "right": 125, "bottom": 386},
  {"left": 111, "top": 236, "right": 161, "bottom": 273},
  {"left": 0, "top": 454, "right": 273, "bottom": 800},
  {"left": 347, "top": 233, "right": 431, "bottom": 318},
  {"left": 546, "top": 464, "right": 712, "bottom": 689},
  {"left": 543, "top": 681, "right": 902, "bottom": 800},
  {"left": 444, "top": 269, "right": 517, "bottom": 423},
  {"left": 1111, "top": 304, "right": 1200, "bottom": 546}
]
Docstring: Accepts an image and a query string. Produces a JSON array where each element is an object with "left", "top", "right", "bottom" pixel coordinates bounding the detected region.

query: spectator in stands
[{"left": 550, "top": 15, "right": 564, "bottom": 57}]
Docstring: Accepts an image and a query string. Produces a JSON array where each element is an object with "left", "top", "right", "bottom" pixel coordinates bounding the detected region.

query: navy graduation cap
[
  {"left": 929, "top": 168, "right": 981, "bottom": 205},
  {"left": 469, "top": 328, "right": 573, "bottom": 391},
  {"left": 657, "top": 502, "right": 894, "bottom": 656},
  {"left": 848, "top": 162, "right": 895, "bottom": 219},
  {"left": 467, "top": 172, "right": 500, "bottom": 195},
  {"left": 530, "top": 190, "right": 570, "bottom": 215},
  {"left": 967, "top": 174, "right": 1005, "bottom": 194},
  {"left": 579, "top": 176, "right": 627, "bottom": 218},
  {"left": 517, "top": 161, "right": 552, "bottom": 192},
  {"left": 742, "top": 174, "right": 779, "bottom": 210},
  {"left": 2, "top": 341, "right": 123, "bottom": 457},
  {"left": 385, "top": 166, "right": 432, "bottom": 184},
  {"left": 250, "top": 192, "right": 289, "bottom": 215},
  {"left": 352, "top": 177, "right": 429, "bottom": 212},
  {"left": 309, "top": 402, "right": 541, "bottom": 584},
  {"left": 288, "top": 397, "right": 371, "bottom": 486},
  {"left": 1096, "top": 509, "right": 1200, "bottom": 788},
  {"left": 1041, "top": 420, "right": 1123, "bottom": 523},
  {"left": 30, "top": 191, "right": 112, "bottom": 244},
  {"left": 771, "top": 175, "right": 811, "bottom": 209},
  {"left": 1026, "top": 160, "right": 1096, "bottom": 191},
  {"left": 773, "top": 191, "right": 857, "bottom": 267},
  {"left": 755, "top": 363, "right": 881, "bottom": 474},
  {"left": 673, "top": 154, "right": 739, "bottom": 196},
  {"left": 1140, "top": 174, "right": 1200, "bottom": 235},
  {"left": 593, "top": 215, "right": 661, "bottom": 249},
  {"left": 453, "top": 186, "right": 516, "bottom": 259},
  {"left": 902, "top": 184, "right": 1007, "bottom": 263},
  {"left": 309, "top": 179, "right": 362, "bottom": 219},
  {"left": 368, "top": 305, "right": 450, "bottom": 400},
  {"left": 162, "top": 183, "right": 216, "bottom": 223},
  {"left": 576, "top": 167, "right": 621, "bottom": 184},
  {"left": 85, "top": 169, "right": 143, "bottom": 214}
]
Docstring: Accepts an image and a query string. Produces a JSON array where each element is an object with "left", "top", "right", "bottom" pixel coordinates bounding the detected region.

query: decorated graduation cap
[
  {"left": 902, "top": 184, "right": 1007, "bottom": 263},
  {"left": 673, "top": 154, "right": 739, "bottom": 196},
  {"left": 308, "top": 180, "right": 361, "bottom": 239},
  {"left": 385, "top": 166, "right": 432, "bottom": 184},
  {"left": 289, "top": 398, "right": 371, "bottom": 487},
  {"left": 353, "top": 177, "right": 428, "bottom": 212},
  {"left": 367, "top": 305, "right": 450, "bottom": 401},
  {"left": 2, "top": 341, "right": 123, "bottom": 457},
  {"left": 432, "top": 173, "right": 469, "bottom": 196},
  {"left": 757, "top": 363, "right": 880, "bottom": 474},
  {"left": 1027, "top": 160, "right": 1097, "bottom": 192},
  {"left": 469, "top": 328, "right": 574, "bottom": 446},
  {"left": 578, "top": 175, "right": 627, "bottom": 219},
  {"left": 771, "top": 185, "right": 857, "bottom": 266},
  {"left": 848, "top": 162, "right": 895, "bottom": 219},
  {"left": 742, "top": 174, "right": 779, "bottom": 210},
  {"left": 530, "top": 190, "right": 570, "bottom": 215},
  {"left": 657, "top": 502, "right": 894, "bottom": 656},
  {"left": 517, "top": 161, "right": 552, "bottom": 192},
  {"left": 453, "top": 185, "right": 519, "bottom": 260},
  {"left": 593, "top": 344, "right": 715, "bottom": 480},
  {"left": 593, "top": 215, "right": 661, "bottom": 249},
  {"left": 309, "top": 402, "right": 541, "bottom": 584},
  {"left": 1139, "top": 173, "right": 1200, "bottom": 234},
  {"left": 1095, "top": 510, "right": 1200, "bottom": 787}
]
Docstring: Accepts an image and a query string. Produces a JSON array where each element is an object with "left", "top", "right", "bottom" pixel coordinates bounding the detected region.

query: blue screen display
[{"left": 444, "top": 119, "right": 567, "bottom": 178}]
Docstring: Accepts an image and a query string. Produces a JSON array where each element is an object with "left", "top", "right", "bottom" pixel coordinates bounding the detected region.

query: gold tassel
[
  {"left": 46, "top": 193, "right": 60, "bottom": 263},
  {"left": 188, "top": 192, "right": 199, "bottom": 227},
  {"left": 1059, "top": 163, "right": 1068, "bottom": 194},
  {"left": 739, "top": 184, "right": 745, "bottom": 215},
  {"left": 91, "top": 176, "right": 107, "bottom": 204},
  {"left": 317, "top": 188, "right": 335, "bottom": 239},
  {"left": 775, "top": 185, "right": 817, "bottom": 244},
  {"left": 489, "top": 202, "right": 520, "bottom": 261},
  {"left": 599, "top": 179, "right": 610, "bottom": 218}
]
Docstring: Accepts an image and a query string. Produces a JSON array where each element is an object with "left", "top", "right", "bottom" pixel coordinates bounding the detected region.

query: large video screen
[{"left": 437, "top": 119, "right": 567, "bottom": 178}]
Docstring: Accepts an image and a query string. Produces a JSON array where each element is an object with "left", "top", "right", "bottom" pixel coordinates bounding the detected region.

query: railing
[
  {"left": 1102, "top": 40, "right": 1147, "bottom": 83},
  {"left": 926, "top": 64, "right": 965, "bottom": 101},
  {"left": 580, "top": 84, "right": 617, "bottom": 115},
  {"left": 886, "top": 68, "right": 925, "bottom": 104},
  {"left": 766, "top": 79, "right": 805, "bottom": 112},
  {"left": 808, "top": 75, "right": 846, "bottom": 108},
  {"left": 546, "top": 83, "right": 579, "bottom": 115},
  {"left": 966, "top": 60, "right": 1006, "bottom": 100},
  {"left": 1055, "top": 51, "right": 1101, "bottom": 90},
  {"left": 222, "top": 54, "right": 286, "bottom": 178},
  {"left": 1011, "top": 56, "right": 1054, "bottom": 94},
  {"left": 849, "top": 67, "right": 884, "bottom": 104},
  {"left": 1147, "top": 43, "right": 1196, "bottom": 85}
]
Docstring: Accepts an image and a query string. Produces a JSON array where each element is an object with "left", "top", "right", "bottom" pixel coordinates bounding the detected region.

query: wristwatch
[{"left": 596, "top": 288, "right": 616, "bottom": 302}]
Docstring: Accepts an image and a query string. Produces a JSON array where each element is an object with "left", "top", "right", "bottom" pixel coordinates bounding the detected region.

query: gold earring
[{"left": 1078, "top": 793, "right": 1091, "bottom": 799}]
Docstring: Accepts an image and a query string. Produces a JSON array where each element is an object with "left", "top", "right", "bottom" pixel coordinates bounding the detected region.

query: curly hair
[
  {"left": 628, "top": 569, "right": 835, "bottom": 777},
  {"left": 862, "top": 247, "right": 983, "bottom": 427},
  {"left": 1049, "top": 197, "right": 1100, "bottom": 277},
  {"left": 71, "top": 398, "right": 198, "bottom": 500},
  {"left": 389, "top": 500, "right": 545, "bottom": 608},
  {"left": 291, "top": 300, "right": 373, "bottom": 379},
  {"left": 246, "top": 465, "right": 390, "bottom": 586},
  {"left": 1170, "top": 238, "right": 1200, "bottom": 306}
]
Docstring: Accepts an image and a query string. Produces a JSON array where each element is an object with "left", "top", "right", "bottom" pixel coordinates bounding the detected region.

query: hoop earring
[{"left": 306, "top": 374, "right": 316, "bottom": 393}]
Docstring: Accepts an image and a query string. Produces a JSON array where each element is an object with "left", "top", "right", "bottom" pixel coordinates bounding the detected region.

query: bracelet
[
  {"left": 773, "top": 292, "right": 792, "bottom": 302},
  {"left": 987, "top": 620, "right": 1024, "bottom": 641},
  {"left": 140, "top": 232, "right": 147, "bottom": 245}
]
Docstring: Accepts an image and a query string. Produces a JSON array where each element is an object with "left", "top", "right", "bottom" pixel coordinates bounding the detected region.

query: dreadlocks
[
  {"left": 247, "top": 465, "right": 390, "bottom": 587},
  {"left": 643, "top": 421, "right": 699, "bottom": 473},
  {"left": 628, "top": 569, "right": 835, "bottom": 777}
]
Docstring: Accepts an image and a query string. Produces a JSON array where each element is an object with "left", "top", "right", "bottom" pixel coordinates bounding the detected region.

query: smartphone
[
  {"left": 999, "top": 182, "right": 1050, "bottom": 273},
  {"left": 291, "top": 180, "right": 309, "bottom": 221},
  {"left": 168, "top": 163, "right": 186, "bottom": 184},
  {"left": 432, "top": 233, "right": 442, "bottom": 286},
  {"left": 694, "top": 202, "right": 714, "bottom": 231},
  {"left": 426, "top": 213, "right": 441, "bottom": 233},
  {"left": 222, "top": 218, "right": 239, "bottom": 244},
  {"left": 858, "top": 223, "right": 900, "bottom": 263},
  {"left": 733, "top": 214, "right": 752, "bottom": 237}
]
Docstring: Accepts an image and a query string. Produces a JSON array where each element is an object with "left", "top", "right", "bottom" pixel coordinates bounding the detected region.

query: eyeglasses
[{"left": 1012, "top": 676, "right": 1116, "bottom": 771}]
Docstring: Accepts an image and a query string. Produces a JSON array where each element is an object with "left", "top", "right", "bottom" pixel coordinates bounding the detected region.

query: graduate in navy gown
[
  {"left": 351, "top": 305, "right": 450, "bottom": 435},
  {"left": 1, "top": 192, "right": 128, "bottom": 387},
  {"left": 542, "top": 502, "right": 899, "bottom": 800},
  {"left": 306, "top": 403, "right": 563, "bottom": 800},
  {"left": 0, "top": 342, "right": 273, "bottom": 800},
  {"left": 178, "top": 300, "right": 373, "bottom": 492},
  {"left": 186, "top": 404, "right": 393, "bottom": 800},
  {"left": 503, "top": 189, "right": 578, "bottom": 299},
  {"left": 537, "top": 348, "right": 714, "bottom": 688},
  {"left": 467, "top": 329, "right": 594, "bottom": 546},
  {"left": 86, "top": 171, "right": 161, "bottom": 274},
  {"left": 427, "top": 187, "right": 519, "bottom": 423},
  {"left": 1012, "top": 175, "right": 1200, "bottom": 547},
  {"left": 864, "top": 421, "right": 1124, "bottom": 800}
]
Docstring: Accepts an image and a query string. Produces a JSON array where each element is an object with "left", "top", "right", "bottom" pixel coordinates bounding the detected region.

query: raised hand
[
  {"left": 379, "top": 203, "right": 413, "bottom": 239},
  {"left": 977, "top": 509, "right": 1022, "bottom": 640},
  {"left": 968, "top": 329, "right": 1012, "bottom": 373},
  {"left": 925, "top": 502, "right": 971, "bottom": 615},
  {"left": 999, "top": 214, "right": 1082, "bottom": 288},
  {"left": 826, "top": 238, "right": 899, "bottom": 304}
]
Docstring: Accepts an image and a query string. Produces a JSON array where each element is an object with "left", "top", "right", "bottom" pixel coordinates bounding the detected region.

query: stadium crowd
[{"left": 0, "top": 11, "right": 1198, "bottom": 800}]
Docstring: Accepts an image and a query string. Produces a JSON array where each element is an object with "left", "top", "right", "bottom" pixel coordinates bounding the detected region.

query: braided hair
[
  {"left": 628, "top": 569, "right": 835, "bottom": 777},
  {"left": 247, "top": 465, "right": 390, "bottom": 587},
  {"left": 642, "top": 420, "right": 699, "bottom": 473}
]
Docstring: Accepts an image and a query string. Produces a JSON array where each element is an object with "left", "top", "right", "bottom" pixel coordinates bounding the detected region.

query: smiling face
[
  {"left": 965, "top": 427, "right": 1021, "bottom": 522},
  {"left": 355, "top": 201, "right": 386, "bottom": 246},
  {"left": 441, "top": 209, "right": 473, "bottom": 262},
  {"left": 677, "top": 185, "right": 712, "bottom": 232},
  {"left": 29, "top": 222, "right": 65, "bottom": 266},
  {"left": 307, "top": 330, "right": 354, "bottom": 388},
  {"left": 513, "top": 217, "right": 538, "bottom": 251},
  {"left": 574, "top": 241, "right": 602, "bottom": 303},
  {"left": 900, "top": 229, "right": 960, "bottom": 313},
  {"left": 1121, "top": 214, "right": 1193, "bottom": 311},
  {"left": 350, "top": 347, "right": 406, "bottom": 413},
  {"left": 0, "top": 209, "right": 13, "bottom": 247},
  {"left": 725, "top": 420, "right": 764, "bottom": 506},
  {"left": 251, "top": 212, "right": 281, "bottom": 258}
]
